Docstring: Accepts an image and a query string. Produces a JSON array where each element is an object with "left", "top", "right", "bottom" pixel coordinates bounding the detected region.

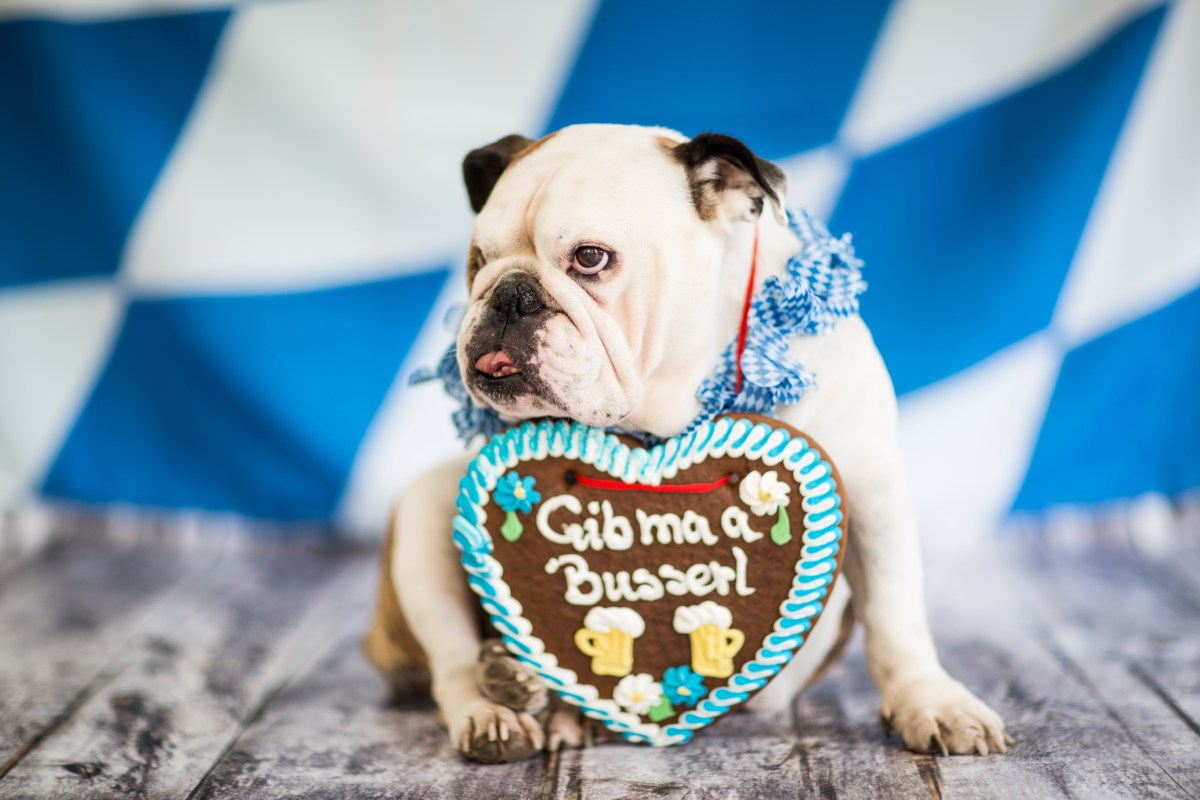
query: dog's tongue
[{"left": 475, "top": 350, "right": 519, "bottom": 377}]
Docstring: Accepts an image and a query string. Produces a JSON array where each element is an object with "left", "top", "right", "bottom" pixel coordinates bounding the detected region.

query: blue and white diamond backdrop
[{"left": 1, "top": 0, "right": 1197, "bottom": 540}]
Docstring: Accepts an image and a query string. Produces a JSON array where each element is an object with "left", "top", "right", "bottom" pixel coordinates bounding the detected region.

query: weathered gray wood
[
  {"left": 922, "top": 538, "right": 1199, "bottom": 799},
  {"left": 1120, "top": 512, "right": 1200, "bottom": 738},
  {"left": 0, "top": 543, "right": 372, "bottom": 800},
  {"left": 190, "top": 629, "right": 548, "bottom": 800},
  {"left": 0, "top": 507, "right": 54, "bottom": 578},
  {"left": 1110, "top": 495, "right": 1200, "bottom": 610},
  {"left": 0, "top": 533, "right": 223, "bottom": 774},
  {"left": 790, "top": 647, "right": 942, "bottom": 800},
  {"left": 550, "top": 702, "right": 807, "bottom": 800},
  {"left": 1029, "top": 538, "right": 1200, "bottom": 793},
  {"left": 1, "top": 518, "right": 1198, "bottom": 799}
]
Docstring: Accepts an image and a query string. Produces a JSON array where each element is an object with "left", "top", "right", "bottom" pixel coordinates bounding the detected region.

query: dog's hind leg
[
  {"left": 362, "top": 510, "right": 431, "bottom": 696},
  {"left": 386, "top": 455, "right": 545, "bottom": 763},
  {"left": 746, "top": 576, "right": 855, "bottom": 713}
]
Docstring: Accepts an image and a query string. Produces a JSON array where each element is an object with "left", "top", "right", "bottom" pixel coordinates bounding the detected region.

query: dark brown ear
[
  {"left": 463, "top": 134, "right": 534, "bottom": 213},
  {"left": 671, "top": 133, "right": 787, "bottom": 223}
]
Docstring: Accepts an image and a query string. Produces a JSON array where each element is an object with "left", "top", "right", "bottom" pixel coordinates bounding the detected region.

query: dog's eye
[{"left": 571, "top": 246, "right": 610, "bottom": 275}]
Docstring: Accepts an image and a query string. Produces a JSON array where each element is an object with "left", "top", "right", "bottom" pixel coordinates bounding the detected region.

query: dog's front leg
[
  {"left": 392, "top": 455, "right": 546, "bottom": 762},
  {"left": 840, "top": 453, "right": 1010, "bottom": 756},
  {"left": 806, "top": 342, "right": 1009, "bottom": 756}
]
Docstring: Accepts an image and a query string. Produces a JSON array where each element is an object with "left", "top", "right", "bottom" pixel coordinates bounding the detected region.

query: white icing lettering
[
  {"left": 686, "top": 563, "right": 717, "bottom": 595},
  {"left": 721, "top": 506, "right": 764, "bottom": 543},
  {"left": 733, "top": 545, "right": 754, "bottom": 596},
  {"left": 541, "top": 496, "right": 760, "bottom": 551},
  {"left": 550, "top": 553, "right": 755, "bottom": 605},
  {"left": 601, "top": 500, "right": 634, "bottom": 551},
  {"left": 601, "top": 570, "right": 638, "bottom": 602},
  {"left": 537, "top": 494, "right": 582, "bottom": 546},
  {"left": 545, "top": 554, "right": 603, "bottom": 605},
  {"left": 631, "top": 568, "right": 664, "bottom": 601},
  {"left": 580, "top": 515, "right": 603, "bottom": 551},
  {"left": 681, "top": 510, "right": 718, "bottom": 545},
  {"left": 708, "top": 560, "right": 737, "bottom": 596},
  {"left": 636, "top": 509, "right": 681, "bottom": 545},
  {"left": 659, "top": 564, "right": 689, "bottom": 596}
]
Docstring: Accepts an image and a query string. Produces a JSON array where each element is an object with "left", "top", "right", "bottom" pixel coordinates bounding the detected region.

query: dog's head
[{"left": 457, "top": 124, "right": 786, "bottom": 436}]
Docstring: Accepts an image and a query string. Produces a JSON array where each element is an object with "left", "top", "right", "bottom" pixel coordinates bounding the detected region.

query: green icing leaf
[
  {"left": 647, "top": 695, "right": 674, "bottom": 722},
  {"left": 500, "top": 510, "right": 523, "bottom": 542},
  {"left": 770, "top": 506, "right": 792, "bottom": 546}
]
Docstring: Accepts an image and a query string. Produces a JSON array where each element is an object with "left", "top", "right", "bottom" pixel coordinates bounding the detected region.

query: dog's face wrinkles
[{"left": 458, "top": 124, "right": 788, "bottom": 435}]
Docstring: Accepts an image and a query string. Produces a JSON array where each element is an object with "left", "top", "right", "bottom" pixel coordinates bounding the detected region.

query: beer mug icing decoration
[
  {"left": 673, "top": 602, "right": 745, "bottom": 679},
  {"left": 453, "top": 414, "right": 848, "bottom": 746},
  {"left": 574, "top": 607, "right": 644, "bottom": 677}
]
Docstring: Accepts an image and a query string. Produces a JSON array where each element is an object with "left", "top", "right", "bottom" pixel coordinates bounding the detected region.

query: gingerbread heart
[{"left": 453, "top": 414, "right": 847, "bottom": 746}]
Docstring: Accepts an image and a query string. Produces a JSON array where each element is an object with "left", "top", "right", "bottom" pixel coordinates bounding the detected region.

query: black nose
[{"left": 491, "top": 276, "right": 544, "bottom": 317}]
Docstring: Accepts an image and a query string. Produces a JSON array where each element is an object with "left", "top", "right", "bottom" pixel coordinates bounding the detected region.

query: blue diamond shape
[
  {"left": 832, "top": 6, "right": 1166, "bottom": 395},
  {"left": 0, "top": 11, "right": 228, "bottom": 288},
  {"left": 545, "top": 0, "right": 891, "bottom": 159},
  {"left": 1012, "top": 284, "right": 1200, "bottom": 511},
  {"left": 43, "top": 268, "right": 449, "bottom": 522}
]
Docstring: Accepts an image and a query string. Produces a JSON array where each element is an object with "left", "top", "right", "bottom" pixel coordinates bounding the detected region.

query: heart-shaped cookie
[{"left": 453, "top": 414, "right": 846, "bottom": 746}]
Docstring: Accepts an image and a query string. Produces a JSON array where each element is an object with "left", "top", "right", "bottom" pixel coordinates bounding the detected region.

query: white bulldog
[{"left": 364, "top": 123, "right": 1010, "bottom": 762}]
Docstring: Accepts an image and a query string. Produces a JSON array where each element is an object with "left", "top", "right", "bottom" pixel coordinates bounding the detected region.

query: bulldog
[{"left": 363, "top": 123, "right": 1010, "bottom": 762}]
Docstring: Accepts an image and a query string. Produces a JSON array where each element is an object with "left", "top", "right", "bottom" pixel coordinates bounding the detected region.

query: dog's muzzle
[
  {"left": 490, "top": 275, "right": 545, "bottom": 319},
  {"left": 466, "top": 273, "right": 555, "bottom": 400}
]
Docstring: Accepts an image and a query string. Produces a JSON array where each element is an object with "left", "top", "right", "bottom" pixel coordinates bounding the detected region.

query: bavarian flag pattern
[{"left": 0, "top": 1, "right": 1196, "bottom": 542}]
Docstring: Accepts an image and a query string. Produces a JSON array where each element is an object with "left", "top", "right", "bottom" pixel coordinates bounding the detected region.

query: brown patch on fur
[
  {"left": 466, "top": 243, "right": 484, "bottom": 288},
  {"left": 507, "top": 129, "right": 559, "bottom": 168},
  {"left": 656, "top": 135, "right": 684, "bottom": 153},
  {"left": 363, "top": 505, "right": 491, "bottom": 694},
  {"left": 656, "top": 135, "right": 720, "bottom": 220},
  {"left": 668, "top": 133, "right": 784, "bottom": 223},
  {"left": 362, "top": 505, "right": 430, "bottom": 689},
  {"left": 798, "top": 591, "right": 857, "bottom": 693},
  {"left": 689, "top": 177, "right": 722, "bottom": 222}
]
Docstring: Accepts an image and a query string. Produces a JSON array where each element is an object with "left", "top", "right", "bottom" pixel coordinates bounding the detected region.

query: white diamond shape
[
  {"left": 0, "top": 280, "right": 124, "bottom": 506},
  {"left": 335, "top": 281, "right": 465, "bottom": 536},
  {"left": 122, "top": 0, "right": 596, "bottom": 297},
  {"left": 1053, "top": 0, "right": 1200, "bottom": 345},
  {"left": 841, "top": 0, "right": 1161, "bottom": 156},
  {"left": 898, "top": 331, "right": 1064, "bottom": 544},
  {"left": 777, "top": 146, "right": 853, "bottom": 222}
]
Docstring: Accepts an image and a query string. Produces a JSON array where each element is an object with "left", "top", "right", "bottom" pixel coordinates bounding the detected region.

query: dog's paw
[
  {"left": 448, "top": 699, "right": 545, "bottom": 763},
  {"left": 545, "top": 705, "right": 585, "bottom": 751},
  {"left": 881, "top": 674, "right": 1012, "bottom": 756},
  {"left": 477, "top": 639, "right": 549, "bottom": 714},
  {"left": 544, "top": 703, "right": 611, "bottom": 751}
]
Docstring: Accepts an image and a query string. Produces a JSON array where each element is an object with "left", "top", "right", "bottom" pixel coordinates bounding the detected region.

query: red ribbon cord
[
  {"left": 568, "top": 472, "right": 733, "bottom": 494},
  {"left": 734, "top": 224, "right": 760, "bottom": 395},
  {"left": 562, "top": 227, "right": 757, "bottom": 496}
]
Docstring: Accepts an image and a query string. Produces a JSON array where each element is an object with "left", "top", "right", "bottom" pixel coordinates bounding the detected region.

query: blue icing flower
[
  {"left": 661, "top": 665, "right": 707, "bottom": 708},
  {"left": 494, "top": 472, "right": 541, "bottom": 514}
]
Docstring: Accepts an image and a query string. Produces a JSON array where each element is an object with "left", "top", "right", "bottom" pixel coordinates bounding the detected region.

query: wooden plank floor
[{"left": 0, "top": 520, "right": 1197, "bottom": 799}]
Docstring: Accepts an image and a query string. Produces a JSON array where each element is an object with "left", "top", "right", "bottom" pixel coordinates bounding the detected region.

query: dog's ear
[
  {"left": 671, "top": 133, "right": 787, "bottom": 224},
  {"left": 463, "top": 134, "right": 534, "bottom": 213}
]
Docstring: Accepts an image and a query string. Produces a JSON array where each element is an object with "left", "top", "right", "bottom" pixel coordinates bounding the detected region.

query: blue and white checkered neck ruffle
[
  {"left": 413, "top": 210, "right": 866, "bottom": 445},
  {"left": 409, "top": 306, "right": 512, "bottom": 443}
]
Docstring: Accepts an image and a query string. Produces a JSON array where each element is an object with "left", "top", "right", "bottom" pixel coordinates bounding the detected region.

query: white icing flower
[
  {"left": 673, "top": 600, "right": 734, "bottom": 634},
  {"left": 739, "top": 470, "right": 790, "bottom": 516},
  {"left": 613, "top": 673, "right": 663, "bottom": 716},
  {"left": 583, "top": 606, "right": 645, "bottom": 637}
]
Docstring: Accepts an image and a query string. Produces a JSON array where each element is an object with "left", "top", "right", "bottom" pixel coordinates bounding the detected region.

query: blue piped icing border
[{"left": 452, "top": 415, "right": 844, "bottom": 747}]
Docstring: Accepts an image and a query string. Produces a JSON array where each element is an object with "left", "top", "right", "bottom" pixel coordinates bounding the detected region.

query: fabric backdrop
[{"left": 1, "top": 0, "right": 1197, "bottom": 539}]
